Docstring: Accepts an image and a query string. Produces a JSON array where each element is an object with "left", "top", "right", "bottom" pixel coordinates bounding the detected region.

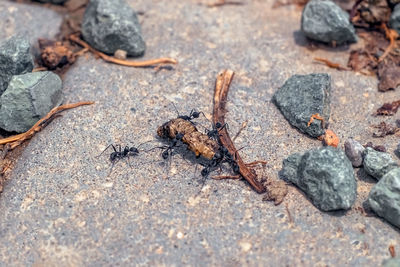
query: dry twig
[
  {"left": 212, "top": 70, "right": 266, "bottom": 193},
  {"left": 207, "top": 0, "right": 244, "bottom": 7},
  {"left": 314, "top": 57, "right": 351, "bottom": 71},
  {"left": 69, "top": 34, "right": 177, "bottom": 68},
  {"left": 0, "top": 101, "right": 94, "bottom": 150}
]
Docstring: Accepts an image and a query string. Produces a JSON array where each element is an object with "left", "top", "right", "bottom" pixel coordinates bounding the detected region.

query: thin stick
[
  {"left": 212, "top": 70, "right": 266, "bottom": 193},
  {"left": 207, "top": 0, "right": 244, "bottom": 7},
  {"left": 69, "top": 34, "right": 178, "bottom": 67},
  {"left": 212, "top": 174, "right": 241, "bottom": 180},
  {"left": 379, "top": 23, "right": 398, "bottom": 62},
  {"left": 314, "top": 57, "right": 351, "bottom": 71},
  {"left": 0, "top": 101, "right": 94, "bottom": 149}
]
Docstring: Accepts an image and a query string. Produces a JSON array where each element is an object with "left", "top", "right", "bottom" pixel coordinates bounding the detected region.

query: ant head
[
  {"left": 130, "top": 147, "right": 139, "bottom": 154},
  {"left": 162, "top": 150, "right": 169, "bottom": 160},
  {"left": 201, "top": 167, "right": 209, "bottom": 177},
  {"left": 215, "top": 122, "right": 222, "bottom": 128},
  {"left": 175, "top": 132, "right": 184, "bottom": 140},
  {"left": 192, "top": 111, "right": 200, "bottom": 119}
]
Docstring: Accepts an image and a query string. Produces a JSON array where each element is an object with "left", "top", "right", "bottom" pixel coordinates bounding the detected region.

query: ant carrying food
[
  {"left": 158, "top": 132, "right": 184, "bottom": 160},
  {"left": 172, "top": 103, "right": 205, "bottom": 124},
  {"left": 206, "top": 122, "right": 227, "bottom": 140},
  {"left": 199, "top": 146, "right": 239, "bottom": 177}
]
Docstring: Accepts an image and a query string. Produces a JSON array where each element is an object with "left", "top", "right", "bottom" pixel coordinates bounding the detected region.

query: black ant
[
  {"left": 98, "top": 141, "right": 152, "bottom": 174},
  {"left": 200, "top": 146, "right": 240, "bottom": 177},
  {"left": 157, "top": 132, "right": 184, "bottom": 160},
  {"left": 172, "top": 103, "right": 205, "bottom": 124},
  {"left": 178, "top": 109, "right": 204, "bottom": 123}
]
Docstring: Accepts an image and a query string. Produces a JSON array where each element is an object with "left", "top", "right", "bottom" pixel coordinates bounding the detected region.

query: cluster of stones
[
  {"left": 274, "top": 72, "right": 400, "bottom": 243},
  {"left": 0, "top": 35, "right": 62, "bottom": 133},
  {"left": 345, "top": 141, "right": 400, "bottom": 229},
  {"left": 0, "top": 0, "right": 146, "bottom": 133}
]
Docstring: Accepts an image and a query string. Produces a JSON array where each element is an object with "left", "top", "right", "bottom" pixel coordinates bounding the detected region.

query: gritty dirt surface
[{"left": 0, "top": 0, "right": 399, "bottom": 266}]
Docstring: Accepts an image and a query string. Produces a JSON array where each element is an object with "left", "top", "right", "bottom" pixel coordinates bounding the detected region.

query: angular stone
[
  {"left": 301, "top": 0, "right": 357, "bottom": 45},
  {"left": 390, "top": 4, "right": 400, "bottom": 35},
  {"left": 273, "top": 73, "right": 331, "bottom": 138},
  {"left": 363, "top": 147, "right": 398, "bottom": 180},
  {"left": 0, "top": 72, "right": 63, "bottom": 133},
  {"left": 344, "top": 138, "right": 365, "bottom": 167},
  {"left": 368, "top": 168, "right": 400, "bottom": 228},
  {"left": 281, "top": 147, "right": 357, "bottom": 211},
  {"left": 82, "top": 0, "right": 146, "bottom": 56},
  {"left": 0, "top": 35, "right": 34, "bottom": 95}
]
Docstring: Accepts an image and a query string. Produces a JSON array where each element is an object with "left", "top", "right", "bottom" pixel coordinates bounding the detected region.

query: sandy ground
[{"left": 0, "top": 0, "right": 399, "bottom": 265}]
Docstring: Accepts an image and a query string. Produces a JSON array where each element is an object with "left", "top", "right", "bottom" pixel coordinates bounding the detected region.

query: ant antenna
[
  {"left": 136, "top": 140, "right": 159, "bottom": 151},
  {"left": 171, "top": 103, "right": 181, "bottom": 117}
]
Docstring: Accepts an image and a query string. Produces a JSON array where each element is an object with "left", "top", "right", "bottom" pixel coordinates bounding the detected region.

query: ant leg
[
  {"left": 126, "top": 155, "right": 133, "bottom": 168},
  {"left": 107, "top": 159, "right": 119, "bottom": 177},
  {"left": 97, "top": 144, "right": 114, "bottom": 158},
  {"left": 171, "top": 102, "right": 181, "bottom": 118},
  {"left": 189, "top": 109, "right": 195, "bottom": 118}
]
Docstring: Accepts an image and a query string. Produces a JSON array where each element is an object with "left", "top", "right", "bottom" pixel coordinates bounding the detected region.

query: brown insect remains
[{"left": 157, "top": 118, "right": 220, "bottom": 160}]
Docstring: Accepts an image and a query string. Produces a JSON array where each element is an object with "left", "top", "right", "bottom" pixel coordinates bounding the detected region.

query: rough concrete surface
[{"left": 0, "top": 0, "right": 399, "bottom": 266}]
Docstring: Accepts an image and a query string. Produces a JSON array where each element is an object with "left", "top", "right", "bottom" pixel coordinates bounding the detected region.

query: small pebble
[
  {"left": 301, "top": 0, "right": 357, "bottom": 45},
  {"left": 368, "top": 168, "right": 400, "bottom": 228},
  {"left": 363, "top": 147, "right": 398, "bottom": 180},
  {"left": 281, "top": 146, "right": 356, "bottom": 211},
  {"left": 114, "top": 49, "right": 127, "bottom": 60},
  {"left": 344, "top": 138, "right": 365, "bottom": 167}
]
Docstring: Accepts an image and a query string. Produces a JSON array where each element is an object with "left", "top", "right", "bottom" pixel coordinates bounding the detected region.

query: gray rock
[
  {"left": 396, "top": 143, "right": 400, "bottom": 158},
  {"left": 0, "top": 35, "right": 34, "bottom": 95},
  {"left": 0, "top": 72, "right": 63, "bottom": 133},
  {"left": 363, "top": 147, "right": 398, "bottom": 180},
  {"left": 383, "top": 257, "right": 400, "bottom": 267},
  {"left": 301, "top": 0, "right": 357, "bottom": 45},
  {"left": 368, "top": 168, "right": 400, "bottom": 228},
  {"left": 344, "top": 138, "right": 365, "bottom": 167},
  {"left": 390, "top": 4, "right": 400, "bottom": 35},
  {"left": 82, "top": 0, "right": 146, "bottom": 56},
  {"left": 273, "top": 73, "right": 331, "bottom": 138},
  {"left": 281, "top": 146, "right": 356, "bottom": 211},
  {"left": 33, "top": 0, "right": 67, "bottom": 4}
]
